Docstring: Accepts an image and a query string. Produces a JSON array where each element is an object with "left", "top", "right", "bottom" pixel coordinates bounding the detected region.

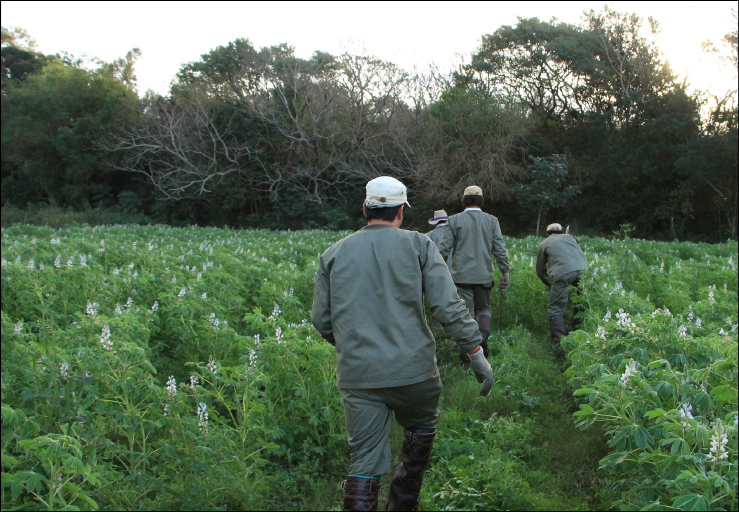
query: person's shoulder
[
  {"left": 402, "top": 228, "right": 433, "bottom": 241},
  {"left": 537, "top": 236, "right": 552, "bottom": 250},
  {"left": 322, "top": 230, "right": 359, "bottom": 257}
]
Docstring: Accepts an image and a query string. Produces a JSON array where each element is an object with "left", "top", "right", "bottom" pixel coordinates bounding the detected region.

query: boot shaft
[
  {"left": 343, "top": 476, "right": 380, "bottom": 511},
  {"left": 549, "top": 315, "right": 566, "bottom": 344},
  {"left": 387, "top": 426, "right": 436, "bottom": 511}
]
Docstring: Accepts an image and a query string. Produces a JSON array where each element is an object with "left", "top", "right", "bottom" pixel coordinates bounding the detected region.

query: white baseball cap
[
  {"left": 546, "top": 223, "right": 563, "bottom": 232},
  {"left": 364, "top": 176, "right": 411, "bottom": 208}
]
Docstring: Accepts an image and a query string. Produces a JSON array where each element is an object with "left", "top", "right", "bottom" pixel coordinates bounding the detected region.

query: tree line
[{"left": 2, "top": 7, "right": 737, "bottom": 240}]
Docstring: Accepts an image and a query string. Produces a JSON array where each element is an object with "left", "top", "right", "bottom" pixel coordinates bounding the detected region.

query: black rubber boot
[
  {"left": 549, "top": 315, "right": 567, "bottom": 358},
  {"left": 342, "top": 476, "right": 380, "bottom": 511},
  {"left": 386, "top": 427, "right": 436, "bottom": 511}
]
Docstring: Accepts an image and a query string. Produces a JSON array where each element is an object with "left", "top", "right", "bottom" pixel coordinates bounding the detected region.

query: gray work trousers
[
  {"left": 455, "top": 283, "right": 493, "bottom": 319},
  {"left": 548, "top": 270, "right": 581, "bottom": 316},
  {"left": 340, "top": 374, "right": 442, "bottom": 477}
]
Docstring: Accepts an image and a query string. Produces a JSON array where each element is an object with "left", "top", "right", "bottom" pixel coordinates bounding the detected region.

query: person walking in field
[
  {"left": 535, "top": 223, "right": 588, "bottom": 354},
  {"left": 426, "top": 209, "right": 452, "bottom": 268},
  {"left": 312, "top": 176, "right": 493, "bottom": 511},
  {"left": 438, "top": 186, "right": 510, "bottom": 362},
  {"left": 426, "top": 209, "right": 448, "bottom": 247}
]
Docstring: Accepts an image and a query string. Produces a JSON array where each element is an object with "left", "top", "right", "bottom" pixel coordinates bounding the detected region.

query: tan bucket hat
[
  {"left": 428, "top": 210, "right": 448, "bottom": 225},
  {"left": 546, "top": 223, "right": 563, "bottom": 232}
]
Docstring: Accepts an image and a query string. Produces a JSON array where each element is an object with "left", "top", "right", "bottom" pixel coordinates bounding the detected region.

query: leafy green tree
[
  {"left": 108, "top": 47, "right": 142, "bottom": 90},
  {"left": 1, "top": 58, "right": 141, "bottom": 209},
  {"left": 513, "top": 155, "right": 579, "bottom": 236},
  {"left": 1, "top": 25, "right": 51, "bottom": 90}
]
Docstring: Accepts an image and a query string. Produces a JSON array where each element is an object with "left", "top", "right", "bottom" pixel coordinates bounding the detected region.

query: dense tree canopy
[{"left": 1, "top": 9, "right": 737, "bottom": 240}]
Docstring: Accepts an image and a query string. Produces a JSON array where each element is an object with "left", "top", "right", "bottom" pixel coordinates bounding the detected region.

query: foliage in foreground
[
  {"left": 1, "top": 224, "right": 349, "bottom": 510},
  {"left": 564, "top": 237, "right": 738, "bottom": 510},
  {"left": 1, "top": 224, "right": 736, "bottom": 510}
]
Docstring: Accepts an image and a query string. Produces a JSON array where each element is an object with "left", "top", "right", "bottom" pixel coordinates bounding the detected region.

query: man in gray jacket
[
  {"left": 312, "top": 176, "right": 493, "bottom": 511},
  {"left": 426, "top": 209, "right": 452, "bottom": 268},
  {"left": 438, "top": 186, "right": 510, "bottom": 361},
  {"left": 426, "top": 209, "right": 448, "bottom": 247},
  {"left": 535, "top": 223, "right": 588, "bottom": 352}
]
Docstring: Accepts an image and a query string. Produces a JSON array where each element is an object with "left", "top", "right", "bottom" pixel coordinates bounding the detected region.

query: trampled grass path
[{"left": 295, "top": 323, "right": 611, "bottom": 511}]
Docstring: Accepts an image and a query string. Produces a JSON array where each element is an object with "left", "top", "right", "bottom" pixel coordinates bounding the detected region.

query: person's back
[
  {"left": 443, "top": 210, "right": 507, "bottom": 285},
  {"left": 311, "top": 176, "right": 493, "bottom": 511},
  {"left": 426, "top": 225, "right": 444, "bottom": 247},
  {"left": 536, "top": 233, "right": 587, "bottom": 283},
  {"left": 318, "top": 224, "right": 467, "bottom": 388}
]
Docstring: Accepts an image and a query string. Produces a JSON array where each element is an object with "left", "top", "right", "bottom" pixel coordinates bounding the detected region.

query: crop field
[{"left": 1, "top": 224, "right": 737, "bottom": 511}]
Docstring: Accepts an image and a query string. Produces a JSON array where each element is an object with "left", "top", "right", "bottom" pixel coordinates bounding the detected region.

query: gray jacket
[
  {"left": 536, "top": 234, "right": 588, "bottom": 286},
  {"left": 312, "top": 224, "right": 481, "bottom": 389},
  {"left": 426, "top": 224, "right": 452, "bottom": 268},
  {"left": 438, "top": 209, "right": 509, "bottom": 285}
]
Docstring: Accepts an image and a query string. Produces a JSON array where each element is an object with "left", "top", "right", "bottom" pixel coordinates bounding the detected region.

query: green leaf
[
  {"left": 634, "top": 426, "right": 654, "bottom": 449},
  {"left": 578, "top": 404, "right": 594, "bottom": 414},
  {"left": 672, "top": 493, "right": 707, "bottom": 511},
  {"left": 15, "top": 470, "right": 46, "bottom": 497},
  {"left": 644, "top": 409, "right": 666, "bottom": 419},
  {"left": 611, "top": 426, "right": 634, "bottom": 446},
  {"left": 573, "top": 388, "right": 596, "bottom": 396}
]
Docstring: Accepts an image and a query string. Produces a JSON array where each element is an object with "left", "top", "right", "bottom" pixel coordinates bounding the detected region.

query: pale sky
[{"left": 2, "top": 1, "right": 737, "bottom": 98}]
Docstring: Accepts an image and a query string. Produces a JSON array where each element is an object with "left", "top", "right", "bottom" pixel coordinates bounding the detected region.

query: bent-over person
[
  {"left": 535, "top": 223, "right": 588, "bottom": 353},
  {"left": 312, "top": 176, "right": 493, "bottom": 511}
]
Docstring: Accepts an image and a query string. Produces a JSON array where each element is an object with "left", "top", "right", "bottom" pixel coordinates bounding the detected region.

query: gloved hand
[
  {"left": 499, "top": 273, "right": 511, "bottom": 292},
  {"left": 467, "top": 346, "right": 494, "bottom": 396}
]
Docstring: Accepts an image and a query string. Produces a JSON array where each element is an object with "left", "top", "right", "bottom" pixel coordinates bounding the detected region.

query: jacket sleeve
[
  {"left": 310, "top": 256, "right": 333, "bottom": 341},
  {"left": 421, "top": 238, "right": 481, "bottom": 353},
  {"left": 438, "top": 222, "right": 455, "bottom": 260},
  {"left": 491, "top": 219, "right": 509, "bottom": 274},
  {"left": 535, "top": 244, "right": 550, "bottom": 287}
]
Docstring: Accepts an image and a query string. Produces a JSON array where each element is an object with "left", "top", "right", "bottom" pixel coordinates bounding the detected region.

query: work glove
[
  {"left": 468, "top": 346, "right": 494, "bottom": 396},
  {"left": 499, "top": 273, "right": 511, "bottom": 292}
]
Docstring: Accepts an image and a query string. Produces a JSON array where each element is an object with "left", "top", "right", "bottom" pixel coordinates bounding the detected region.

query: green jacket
[
  {"left": 426, "top": 224, "right": 445, "bottom": 247},
  {"left": 426, "top": 224, "right": 452, "bottom": 268},
  {"left": 438, "top": 208, "right": 509, "bottom": 286},
  {"left": 535, "top": 234, "right": 588, "bottom": 286},
  {"left": 312, "top": 224, "right": 481, "bottom": 389}
]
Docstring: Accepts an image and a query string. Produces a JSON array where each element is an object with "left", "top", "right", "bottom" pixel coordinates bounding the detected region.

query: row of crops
[
  {"left": 563, "top": 238, "right": 738, "bottom": 510},
  {"left": 1, "top": 223, "right": 737, "bottom": 510}
]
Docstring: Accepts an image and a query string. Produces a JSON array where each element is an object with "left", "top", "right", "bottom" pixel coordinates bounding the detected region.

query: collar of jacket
[
  {"left": 464, "top": 208, "right": 482, "bottom": 212},
  {"left": 362, "top": 224, "right": 397, "bottom": 231}
]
